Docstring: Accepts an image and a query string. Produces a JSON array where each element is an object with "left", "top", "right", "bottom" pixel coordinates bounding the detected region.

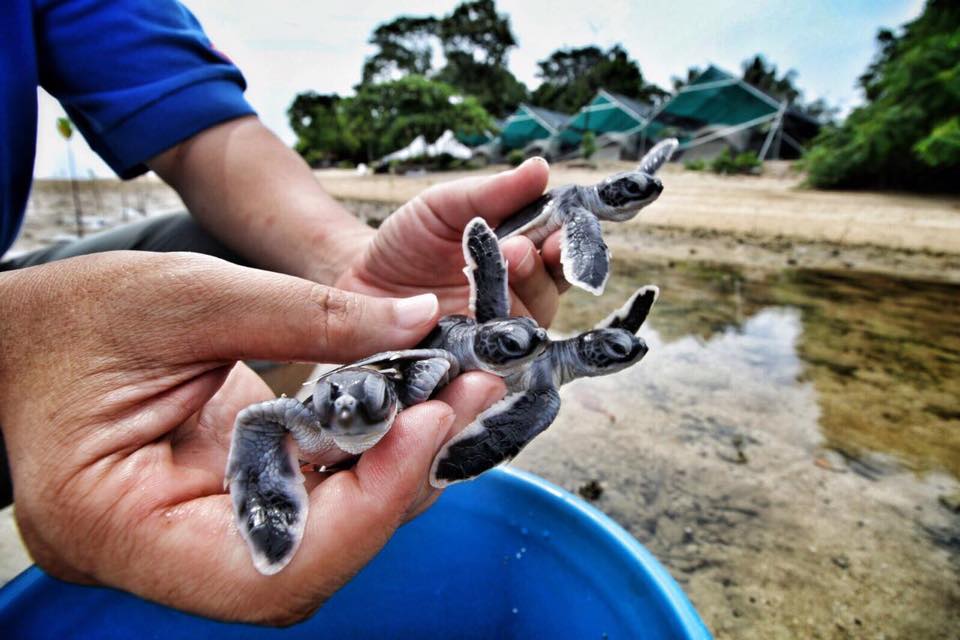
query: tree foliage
[
  {"left": 671, "top": 66, "right": 702, "bottom": 92},
  {"left": 345, "top": 75, "right": 493, "bottom": 161},
  {"left": 804, "top": 0, "right": 960, "bottom": 191},
  {"left": 358, "top": 0, "right": 527, "bottom": 117},
  {"left": 530, "top": 45, "right": 667, "bottom": 114},
  {"left": 361, "top": 17, "right": 438, "bottom": 85},
  {"left": 438, "top": 0, "right": 515, "bottom": 66},
  {"left": 741, "top": 54, "right": 801, "bottom": 104},
  {"left": 289, "top": 77, "right": 494, "bottom": 165},
  {"left": 287, "top": 92, "right": 359, "bottom": 166}
]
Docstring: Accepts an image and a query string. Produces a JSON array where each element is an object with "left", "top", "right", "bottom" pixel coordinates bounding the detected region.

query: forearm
[{"left": 148, "top": 116, "right": 374, "bottom": 285}]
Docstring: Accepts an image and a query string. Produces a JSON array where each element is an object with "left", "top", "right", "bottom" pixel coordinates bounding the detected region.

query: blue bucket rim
[
  {"left": 484, "top": 467, "right": 710, "bottom": 638},
  {"left": 0, "top": 466, "right": 711, "bottom": 638}
]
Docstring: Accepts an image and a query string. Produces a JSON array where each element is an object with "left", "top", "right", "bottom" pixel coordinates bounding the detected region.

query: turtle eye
[
  {"left": 501, "top": 336, "right": 522, "bottom": 353},
  {"left": 624, "top": 179, "right": 642, "bottom": 195}
]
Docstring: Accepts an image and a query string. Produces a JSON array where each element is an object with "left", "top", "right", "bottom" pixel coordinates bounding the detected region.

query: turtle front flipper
[
  {"left": 464, "top": 217, "right": 510, "bottom": 322},
  {"left": 226, "top": 398, "right": 316, "bottom": 575},
  {"left": 638, "top": 138, "right": 679, "bottom": 175},
  {"left": 429, "top": 388, "right": 561, "bottom": 487},
  {"left": 397, "top": 356, "right": 453, "bottom": 406},
  {"left": 560, "top": 207, "right": 611, "bottom": 295},
  {"left": 595, "top": 285, "right": 660, "bottom": 333}
]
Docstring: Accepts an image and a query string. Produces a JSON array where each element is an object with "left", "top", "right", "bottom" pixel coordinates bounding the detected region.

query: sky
[{"left": 33, "top": 0, "right": 924, "bottom": 178}]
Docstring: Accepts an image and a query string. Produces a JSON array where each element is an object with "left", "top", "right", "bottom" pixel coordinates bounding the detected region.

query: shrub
[
  {"left": 507, "top": 149, "right": 525, "bottom": 167},
  {"left": 581, "top": 131, "right": 596, "bottom": 160},
  {"left": 684, "top": 158, "right": 706, "bottom": 171},
  {"left": 710, "top": 148, "right": 761, "bottom": 175}
]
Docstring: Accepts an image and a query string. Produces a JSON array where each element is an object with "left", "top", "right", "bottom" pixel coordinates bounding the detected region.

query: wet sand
[
  {"left": 4, "top": 169, "right": 960, "bottom": 638},
  {"left": 533, "top": 256, "right": 960, "bottom": 639}
]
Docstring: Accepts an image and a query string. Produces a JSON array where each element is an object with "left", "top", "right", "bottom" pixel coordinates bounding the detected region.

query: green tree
[
  {"left": 361, "top": 16, "right": 439, "bottom": 85},
  {"left": 438, "top": 0, "right": 515, "bottom": 66},
  {"left": 358, "top": 1, "right": 527, "bottom": 117},
  {"left": 804, "top": 0, "right": 960, "bottom": 191},
  {"left": 671, "top": 66, "right": 702, "bottom": 92},
  {"left": 530, "top": 45, "right": 667, "bottom": 114},
  {"left": 287, "top": 92, "right": 359, "bottom": 166},
  {"left": 434, "top": 0, "right": 527, "bottom": 117},
  {"left": 343, "top": 75, "right": 494, "bottom": 162},
  {"left": 741, "top": 54, "right": 801, "bottom": 104},
  {"left": 434, "top": 55, "right": 527, "bottom": 118}
]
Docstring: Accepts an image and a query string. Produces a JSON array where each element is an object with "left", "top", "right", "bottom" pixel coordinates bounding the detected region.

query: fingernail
[
  {"left": 393, "top": 294, "right": 438, "bottom": 329},
  {"left": 528, "top": 156, "right": 549, "bottom": 170}
]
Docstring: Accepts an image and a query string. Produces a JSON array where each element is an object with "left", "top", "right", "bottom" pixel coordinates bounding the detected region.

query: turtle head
[
  {"left": 571, "top": 328, "right": 648, "bottom": 376},
  {"left": 594, "top": 171, "right": 663, "bottom": 220},
  {"left": 474, "top": 317, "right": 549, "bottom": 374},
  {"left": 312, "top": 370, "right": 398, "bottom": 454}
]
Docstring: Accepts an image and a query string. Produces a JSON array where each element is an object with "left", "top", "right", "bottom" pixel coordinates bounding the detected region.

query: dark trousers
[
  {"left": 0, "top": 212, "right": 248, "bottom": 506},
  {"left": 0, "top": 212, "right": 246, "bottom": 271}
]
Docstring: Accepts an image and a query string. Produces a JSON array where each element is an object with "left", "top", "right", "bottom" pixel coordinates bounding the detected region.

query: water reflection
[{"left": 555, "top": 258, "right": 960, "bottom": 479}]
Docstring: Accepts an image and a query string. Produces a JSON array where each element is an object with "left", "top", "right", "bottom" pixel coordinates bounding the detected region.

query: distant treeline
[
  {"left": 289, "top": 0, "right": 958, "bottom": 193},
  {"left": 803, "top": 0, "right": 959, "bottom": 192}
]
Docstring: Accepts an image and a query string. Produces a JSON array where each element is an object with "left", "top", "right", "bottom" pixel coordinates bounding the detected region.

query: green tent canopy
[
  {"left": 639, "top": 65, "right": 819, "bottom": 160},
  {"left": 500, "top": 104, "right": 571, "bottom": 150},
  {"left": 560, "top": 90, "right": 652, "bottom": 146}
]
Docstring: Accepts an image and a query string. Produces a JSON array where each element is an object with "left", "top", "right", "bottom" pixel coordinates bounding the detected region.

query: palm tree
[{"left": 56, "top": 117, "right": 84, "bottom": 238}]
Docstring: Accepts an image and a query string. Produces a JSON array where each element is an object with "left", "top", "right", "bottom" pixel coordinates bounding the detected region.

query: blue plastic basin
[{"left": 0, "top": 467, "right": 711, "bottom": 639}]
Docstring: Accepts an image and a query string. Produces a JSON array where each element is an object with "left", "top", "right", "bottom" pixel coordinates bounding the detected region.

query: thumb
[{"left": 153, "top": 254, "right": 440, "bottom": 364}]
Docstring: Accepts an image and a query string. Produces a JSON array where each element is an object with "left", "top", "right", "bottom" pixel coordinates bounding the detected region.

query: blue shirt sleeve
[{"left": 34, "top": 0, "right": 256, "bottom": 179}]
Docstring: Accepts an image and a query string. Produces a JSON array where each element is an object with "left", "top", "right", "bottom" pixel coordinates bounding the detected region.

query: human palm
[
  {"left": 0, "top": 252, "right": 501, "bottom": 623},
  {"left": 337, "top": 159, "right": 562, "bottom": 326}
]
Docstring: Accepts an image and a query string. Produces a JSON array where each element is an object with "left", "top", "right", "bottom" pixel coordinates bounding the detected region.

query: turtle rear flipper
[
  {"left": 463, "top": 217, "right": 510, "bottom": 322},
  {"left": 638, "top": 138, "right": 679, "bottom": 175},
  {"left": 226, "top": 398, "right": 316, "bottom": 575},
  {"left": 595, "top": 285, "right": 660, "bottom": 333},
  {"left": 430, "top": 387, "right": 561, "bottom": 488},
  {"left": 560, "top": 207, "right": 611, "bottom": 295}
]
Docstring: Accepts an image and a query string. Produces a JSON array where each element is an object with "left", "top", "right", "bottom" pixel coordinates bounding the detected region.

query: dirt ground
[{"left": 3, "top": 166, "right": 959, "bottom": 639}]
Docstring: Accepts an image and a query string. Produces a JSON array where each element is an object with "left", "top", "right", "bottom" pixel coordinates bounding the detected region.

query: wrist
[{"left": 299, "top": 208, "right": 376, "bottom": 285}]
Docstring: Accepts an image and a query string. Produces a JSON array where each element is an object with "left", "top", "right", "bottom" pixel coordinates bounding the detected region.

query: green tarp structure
[
  {"left": 499, "top": 104, "right": 570, "bottom": 150},
  {"left": 560, "top": 90, "right": 652, "bottom": 146},
  {"left": 456, "top": 127, "right": 498, "bottom": 148},
  {"left": 639, "top": 65, "right": 819, "bottom": 160}
]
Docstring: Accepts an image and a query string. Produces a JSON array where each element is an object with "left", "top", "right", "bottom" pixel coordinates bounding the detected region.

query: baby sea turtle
[
  {"left": 430, "top": 218, "right": 659, "bottom": 487},
  {"left": 495, "top": 138, "right": 678, "bottom": 295},
  {"left": 225, "top": 348, "right": 458, "bottom": 574},
  {"left": 226, "top": 222, "right": 549, "bottom": 575}
]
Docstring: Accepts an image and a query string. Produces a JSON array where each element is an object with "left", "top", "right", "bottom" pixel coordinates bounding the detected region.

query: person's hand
[
  {"left": 0, "top": 251, "right": 504, "bottom": 624},
  {"left": 336, "top": 158, "right": 565, "bottom": 327}
]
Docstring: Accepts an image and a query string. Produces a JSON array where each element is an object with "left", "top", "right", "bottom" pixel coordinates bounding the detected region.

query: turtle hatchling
[
  {"left": 226, "top": 220, "right": 549, "bottom": 574},
  {"left": 496, "top": 137, "right": 678, "bottom": 295},
  {"left": 430, "top": 218, "right": 660, "bottom": 487},
  {"left": 225, "top": 348, "right": 458, "bottom": 574}
]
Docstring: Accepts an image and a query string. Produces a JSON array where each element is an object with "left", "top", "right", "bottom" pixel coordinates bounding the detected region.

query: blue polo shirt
[{"left": 0, "top": 0, "right": 255, "bottom": 257}]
